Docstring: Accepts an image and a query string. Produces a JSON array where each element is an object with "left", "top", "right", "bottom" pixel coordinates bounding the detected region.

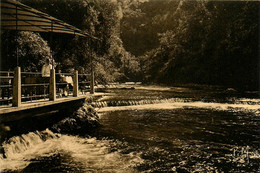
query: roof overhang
[{"left": 1, "top": 0, "right": 98, "bottom": 40}]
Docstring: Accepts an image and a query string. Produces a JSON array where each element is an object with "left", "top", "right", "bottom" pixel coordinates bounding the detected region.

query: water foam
[
  {"left": 97, "top": 99, "right": 260, "bottom": 114},
  {"left": 0, "top": 129, "right": 143, "bottom": 172},
  {"left": 0, "top": 129, "right": 59, "bottom": 171},
  {"left": 93, "top": 98, "right": 191, "bottom": 108}
]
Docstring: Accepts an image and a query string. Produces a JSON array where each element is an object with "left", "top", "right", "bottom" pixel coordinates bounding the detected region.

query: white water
[
  {"left": 93, "top": 98, "right": 191, "bottom": 108},
  {"left": 97, "top": 99, "right": 260, "bottom": 114},
  {"left": 0, "top": 129, "right": 58, "bottom": 171},
  {"left": 0, "top": 129, "right": 143, "bottom": 172}
]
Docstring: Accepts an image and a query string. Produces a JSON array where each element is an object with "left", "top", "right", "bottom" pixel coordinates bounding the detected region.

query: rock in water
[{"left": 52, "top": 103, "right": 100, "bottom": 134}]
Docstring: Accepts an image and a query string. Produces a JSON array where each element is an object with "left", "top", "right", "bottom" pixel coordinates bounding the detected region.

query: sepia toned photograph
[{"left": 0, "top": 0, "right": 259, "bottom": 172}]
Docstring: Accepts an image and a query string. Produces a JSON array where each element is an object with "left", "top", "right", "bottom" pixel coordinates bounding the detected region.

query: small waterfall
[
  {"left": 0, "top": 102, "right": 102, "bottom": 172},
  {"left": 0, "top": 129, "right": 143, "bottom": 173},
  {"left": 1, "top": 103, "right": 100, "bottom": 162},
  {"left": 92, "top": 98, "right": 192, "bottom": 108},
  {"left": 1, "top": 129, "right": 59, "bottom": 159}
]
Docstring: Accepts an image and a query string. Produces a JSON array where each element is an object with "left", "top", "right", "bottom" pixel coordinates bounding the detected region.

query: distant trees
[
  {"left": 123, "top": 0, "right": 258, "bottom": 90},
  {"left": 120, "top": 0, "right": 180, "bottom": 56}
]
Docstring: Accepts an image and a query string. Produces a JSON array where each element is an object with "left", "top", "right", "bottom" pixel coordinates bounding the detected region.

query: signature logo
[{"left": 226, "top": 146, "right": 260, "bottom": 163}]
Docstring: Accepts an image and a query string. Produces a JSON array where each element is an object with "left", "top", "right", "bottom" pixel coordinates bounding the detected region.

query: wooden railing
[{"left": 0, "top": 67, "right": 94, "bottom": 107}]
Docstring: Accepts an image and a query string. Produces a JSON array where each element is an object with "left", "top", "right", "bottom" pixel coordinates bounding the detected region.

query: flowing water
[{"left": 0, "top": 85, "right": 260, "bottom": 172}]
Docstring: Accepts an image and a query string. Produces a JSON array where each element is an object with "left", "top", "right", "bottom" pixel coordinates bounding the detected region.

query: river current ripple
[{"left": 0, "top": 86, "right": 259, "bottom": 172}]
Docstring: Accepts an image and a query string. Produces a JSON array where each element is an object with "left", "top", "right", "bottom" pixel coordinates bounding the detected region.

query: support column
[
  {"left": 73, "top": 70, "right": 78, "bottom": 97},
  {"left": 12, "top": 66, "right": 21, "bottom": 107},
  {"left": 49, "top": 69, "right": 56, "bottom": 101},
  {"left": 90, "top": 70, "right": 94, "bottom": 94}
]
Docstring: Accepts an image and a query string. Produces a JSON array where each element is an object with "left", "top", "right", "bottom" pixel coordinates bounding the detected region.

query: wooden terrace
[{"left": 0, "top": 69, "right": 97, "bottom": 122}]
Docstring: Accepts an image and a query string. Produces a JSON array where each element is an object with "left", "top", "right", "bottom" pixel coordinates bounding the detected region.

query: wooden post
[
  {"left": 73, "top": 70, "right": 78, "bottom": 97},
  {"left": 90, "top": 70, "right": 94, "bottom": 94},
  {"left": 12, "top": 66, "right": 21, "bottom": 107},
  {"left": 49, "top": 69, "right": 56, "bottom": 101}
]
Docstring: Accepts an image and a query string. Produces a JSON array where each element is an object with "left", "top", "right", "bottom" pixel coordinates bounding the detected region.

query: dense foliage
[
  {"left": 1, "top": 31, "right": 51, "bottom": 72},
  {"left": 121, "top": 0, "right": 259, "bottom": 90},
  {"left": 1, "top": 0, "right": 258, "bottom": 90}
]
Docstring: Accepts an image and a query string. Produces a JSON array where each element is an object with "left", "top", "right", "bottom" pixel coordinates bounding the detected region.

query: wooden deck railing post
[
  {"left": 12, "top": 66, "right": 21, "bottom": 107},
  {"left": 90, "top": 70, "right": 94, "bottom": 94},
  {"left": 49, "top": 69, "right": 56, "bottom": 101},
  {"left": 73, "top": 70, "right": 78, "bottom": 97}
]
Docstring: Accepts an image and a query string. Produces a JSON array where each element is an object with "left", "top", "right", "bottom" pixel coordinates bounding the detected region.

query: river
[{"left": 0, "top": 85, "right": 259, "bottom": 172}]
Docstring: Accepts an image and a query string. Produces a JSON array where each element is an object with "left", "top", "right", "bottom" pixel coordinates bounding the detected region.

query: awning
[{"left": 1, "top": 0, "right": 98, "bottom": 40}]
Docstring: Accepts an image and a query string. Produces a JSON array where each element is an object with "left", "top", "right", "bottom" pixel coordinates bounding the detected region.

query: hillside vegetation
[
  {"left": 1, "top": 0, "right": 258, "bottom": 90},
  {"left": 121, "top": 0, "right": 259, "bottom": 90}
]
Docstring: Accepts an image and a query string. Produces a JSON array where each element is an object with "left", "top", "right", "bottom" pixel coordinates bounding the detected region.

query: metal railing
[
  {"left": 0, "top": 71, "right": 14, "bottom": 105},
  {"left": 21, "top": 72, "right": 49, "bottom": 101},
  {"left": 78, "top": 73, "right": 91, "bottom": 94}
]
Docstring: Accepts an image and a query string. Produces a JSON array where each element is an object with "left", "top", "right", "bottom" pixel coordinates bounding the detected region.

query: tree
[
  {"left": 139, "top": 0, "right": 259, "bottom": 90},
  {"left": 1, "top": 31, "right": 51, "bottom": 72}
]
